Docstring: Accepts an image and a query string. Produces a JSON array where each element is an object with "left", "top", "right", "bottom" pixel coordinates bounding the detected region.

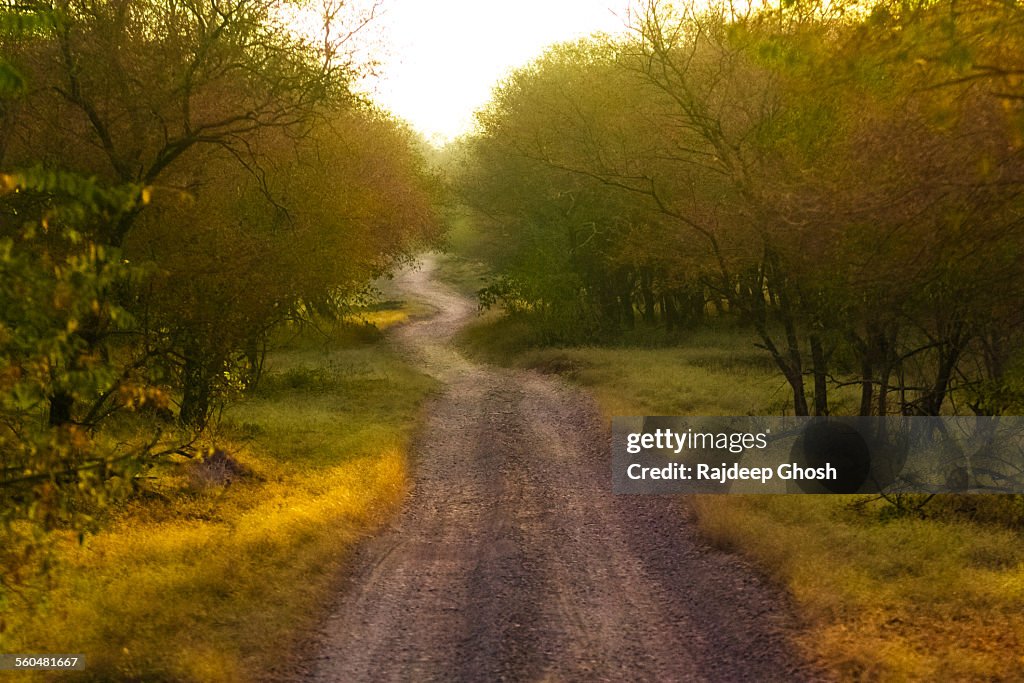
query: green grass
[
  {"left": 0, "top": 315, "right": 437, "bottom": 682},
  {"left": 511, "top": 339, "right": 793, "bottom": 418},
  {"left": 458, "top": 313, "right": 860, "bottom": 417},
  {"left": 458, "top": 309, "right": 1024, "bottom": 681}
]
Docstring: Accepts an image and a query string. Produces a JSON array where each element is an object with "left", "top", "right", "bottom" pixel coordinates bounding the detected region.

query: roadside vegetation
[
  {"left": 5, "top": 0, "right": 1024, "bottom": 678},
  {"left": 0, "top": 0, "right": 440, "bottom": 530},
  {"left": 1, "top": 307, "right": 436, "bottom": 681}
]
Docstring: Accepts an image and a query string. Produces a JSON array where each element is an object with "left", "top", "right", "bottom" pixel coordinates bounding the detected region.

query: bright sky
[{"left": 359, "top": 0, "right": 634, "bottom": 145}]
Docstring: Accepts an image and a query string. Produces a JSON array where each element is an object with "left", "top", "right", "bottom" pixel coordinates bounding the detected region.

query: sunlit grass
[
  {"left": 0, "top": 317, "right": 436, "bottom": 682},
  {"left": 524, "top": 344, "right": 793, "bottom": 418},
  {"left": 693, "top": 495, "right": 1024, "bottom": 680}
]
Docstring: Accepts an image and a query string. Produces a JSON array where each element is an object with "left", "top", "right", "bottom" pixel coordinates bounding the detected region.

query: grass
[
  {"left": 694, "top": 496, "right": 1024, "bottom": 680},
  {"left": 435, "top": 211, "right": 502, "bottom": 299},
  {"left": 0, "top": 310, "right": 436, "bottom": 681},
  {"left": 458, "top": 313, "right": 858, "bottom": 417},
  {"left": 458, "top": 309, "right": 1024, "bottom": 681}
]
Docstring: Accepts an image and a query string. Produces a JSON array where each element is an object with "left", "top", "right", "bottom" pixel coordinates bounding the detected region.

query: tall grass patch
[
  {"left": 459, "top": 316, "right": 861, "bottom": 417},
  {"left": 692, "top": 495, "right": 1024, "bottom": 680}
]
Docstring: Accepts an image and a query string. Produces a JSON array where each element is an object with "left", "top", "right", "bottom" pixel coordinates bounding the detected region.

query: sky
[{"left": 357, "top": 0, "right": 635, "bottom": 145}]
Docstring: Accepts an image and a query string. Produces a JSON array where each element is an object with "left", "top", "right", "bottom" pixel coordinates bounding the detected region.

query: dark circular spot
[{"left": 791, "top": 421, "right": 871, "bottom": 493}]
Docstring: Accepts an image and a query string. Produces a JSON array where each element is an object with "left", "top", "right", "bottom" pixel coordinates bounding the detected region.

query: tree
[
  {"left": 0, "top": 24, "right": 168, "bottom": 574},
  {"left": 0, "top": 0, "right": 442, "bottom": 559}
]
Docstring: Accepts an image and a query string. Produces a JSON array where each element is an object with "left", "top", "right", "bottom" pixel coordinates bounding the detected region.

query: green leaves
[
  {"left": 0, "top": 58, "right": 25, "bottom": 97},
  {"left": 0, "top": 164, "right": 159, "bottom": 567},
  {"left": 0, "top": 9, "right": 59, "bottom": 35},
  {"left": 0, "top": 8, "right": 60, "bottom": 98},
  {"left": 466, "top": 0, "right": 1024, "bottom": 420},
  {"left": 0, "top": 166, "right": 151, "bottom": 217},
  {"left": 1, "top": 242, "right": 143, "bottom": 528}
]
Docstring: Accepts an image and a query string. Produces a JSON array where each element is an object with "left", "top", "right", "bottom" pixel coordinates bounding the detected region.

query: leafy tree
[
  {"left": 0, "top": 163, "right": 167, "bottom": 584},
  {"left": 0, "top": 0, "right": 440, "bottom": 429}
]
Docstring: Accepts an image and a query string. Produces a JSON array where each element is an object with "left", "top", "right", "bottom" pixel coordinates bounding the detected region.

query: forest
[{"left": 459, "top": 0, "right": 1024, "bottom": 419}]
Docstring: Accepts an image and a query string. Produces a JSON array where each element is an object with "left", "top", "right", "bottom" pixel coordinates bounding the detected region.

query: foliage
[
  {"left": 460, "top": 0, "right": 1024, "bottom": 418},
  {"left": 0, "top": 166, "right": 165, "bottom": 584},
  {"left": 132, "top": 105, "right": 441, "bottom": 427}
]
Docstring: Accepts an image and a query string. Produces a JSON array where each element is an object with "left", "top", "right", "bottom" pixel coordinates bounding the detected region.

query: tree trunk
[
  {"left": 754, "top": 321, "right": 810, "bottom": 417},
  {"left": 850, "top": 332, "right": 874, "bottom": 416},
  {"left": 618, "top": 269, "right": 635, "bottom": 330},
  {"left": 640, "top": 268, "right": 656, "bottom": 325},
  {"left": 810, "top": 333, "right": 829, "bottom": 416},
  {"left": 663, "top": 293, "right": 677, "bottom": 332},
  {"left": 48, "top": 311, "right": 108, "bottom": 425},
  {"left": 788, "top": 366, "right": 810, "bottom": 417},
  {"left": 179, "top": 341, "right": 217, "bottom": 428},
  {"left": 685, "top": 287, "right": 705, "bottom": 325},
  {"left": 878, "top": 363, "right": 891, "bottom": 417},
  {"left": 619, "top": 294, "right": 635, "bottom": 330},
  {"left": 920, "top": 345, "right": 960, "bottom": 416},
  {"left": 49, "top": 391, "right": 74, "bottom": 426},
  {"left": 781, "top": 309, "right": 809, "bottom": 416}
]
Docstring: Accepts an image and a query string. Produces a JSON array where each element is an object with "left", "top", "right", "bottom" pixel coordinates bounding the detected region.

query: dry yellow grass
[
  {"left": 693, "top": 495, "right": 1024, "bottom": 680},
  {"left": 5, "top": 452, "right": 405, "bottom": 681}
]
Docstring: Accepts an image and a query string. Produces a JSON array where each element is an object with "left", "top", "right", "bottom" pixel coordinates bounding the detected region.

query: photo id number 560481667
[{"left": 0, "top": 655, "right": 86, "bottom": 670}]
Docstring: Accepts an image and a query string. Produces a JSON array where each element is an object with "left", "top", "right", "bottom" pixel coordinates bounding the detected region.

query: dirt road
[{"left": 302, "top": 256, "right": 828, "bottom": 682}]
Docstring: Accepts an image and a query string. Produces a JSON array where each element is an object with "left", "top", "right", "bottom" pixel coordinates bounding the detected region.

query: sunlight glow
[{"left": 357, "top": 0, "right": 635, "bottom": 144}]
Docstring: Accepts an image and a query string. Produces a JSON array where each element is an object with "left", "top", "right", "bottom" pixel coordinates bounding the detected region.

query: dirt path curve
[{"left": 304, "top": 256, "right": 829, "bottom": 682}]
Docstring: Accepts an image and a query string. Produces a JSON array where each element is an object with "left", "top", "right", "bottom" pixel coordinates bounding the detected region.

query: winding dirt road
[{"left": 302, "top": 256, "right": 828, "bottom": 682}]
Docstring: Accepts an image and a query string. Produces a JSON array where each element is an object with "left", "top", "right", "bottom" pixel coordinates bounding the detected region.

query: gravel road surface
[{"left": 299, "top": 256, "right": 829, "bottom": 682}]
